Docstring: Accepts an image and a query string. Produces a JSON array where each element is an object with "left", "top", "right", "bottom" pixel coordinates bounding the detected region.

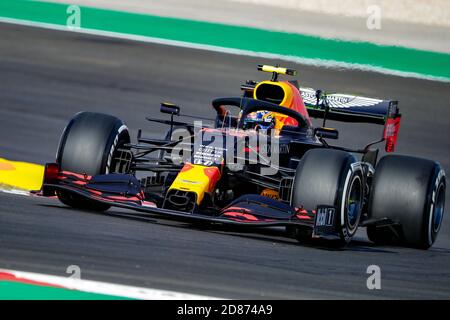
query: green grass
[{"left": 0, "top": 281, "right": 132, "bottom": 300}]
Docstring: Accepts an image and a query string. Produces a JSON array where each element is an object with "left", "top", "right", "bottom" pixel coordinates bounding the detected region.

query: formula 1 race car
[{"left": 38, "top": 65, "right": 446, "bottom": 249}]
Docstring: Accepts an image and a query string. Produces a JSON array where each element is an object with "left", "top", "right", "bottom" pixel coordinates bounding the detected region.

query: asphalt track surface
[{"left": 1, "top": 22, "right": 450, "bottom": 299}]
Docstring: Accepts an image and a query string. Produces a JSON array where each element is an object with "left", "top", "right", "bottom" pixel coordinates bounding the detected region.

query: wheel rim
[
  {"left": 109, "top": 138, "right": 131, "bottom": 174},
  {"left": 347, "top": 176, "right": 362, "bottom": 229},
  {"left": 433, "top": 183, "right": 445, "bottom": 233}
]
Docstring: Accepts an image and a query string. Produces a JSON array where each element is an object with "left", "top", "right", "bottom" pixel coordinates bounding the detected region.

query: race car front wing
[{"left": 35, "top": 163, "right": 343, "bottom": 238}]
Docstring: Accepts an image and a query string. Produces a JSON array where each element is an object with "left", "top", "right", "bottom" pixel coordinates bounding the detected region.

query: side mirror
[
  {"left": 315, "top": 127, "right": 339, "bottom": 140},
  {"left": 161, "top": 102, "right": 180, "bottom": 116}
]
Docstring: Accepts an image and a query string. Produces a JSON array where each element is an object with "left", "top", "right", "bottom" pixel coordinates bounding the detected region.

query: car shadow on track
[{"left": 39, "top": 203, "right": 399, "bottom": 254}]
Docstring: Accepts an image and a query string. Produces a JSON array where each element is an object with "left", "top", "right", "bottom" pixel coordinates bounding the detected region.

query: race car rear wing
[{"left": 299, "top": 87, "right": 401, "bottom": 152}]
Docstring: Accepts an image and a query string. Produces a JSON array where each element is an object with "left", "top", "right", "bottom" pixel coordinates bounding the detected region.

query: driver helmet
[{"left": 243, "top": 110, "right": 276, "bottom": 131}]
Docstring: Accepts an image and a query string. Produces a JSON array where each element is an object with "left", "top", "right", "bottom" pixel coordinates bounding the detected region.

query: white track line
[
  {"left": 0, "top": 17, "right": 449, "bottom": 83},
  {"left": 0, "top": 269, "right": 224, "bottom": 300}
]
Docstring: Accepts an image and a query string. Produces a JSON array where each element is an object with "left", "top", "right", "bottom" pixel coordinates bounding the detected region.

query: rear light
[
  {"left": 383, "top": 116, "right": 401, "bottom": 153},
  {"left": 43, "top": 163, "right": 59, "bottom": 184}
]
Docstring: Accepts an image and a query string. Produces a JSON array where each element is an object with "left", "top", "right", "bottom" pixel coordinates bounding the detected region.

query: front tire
[
  {"left": 291, "top": 149, "right": 364, "bottom": 244},
  {"left": 56, "top": 112, "right": 130, "bottom": 211},
  {"left": 367, "top": 155, "right": 446, "bottom": 249}
]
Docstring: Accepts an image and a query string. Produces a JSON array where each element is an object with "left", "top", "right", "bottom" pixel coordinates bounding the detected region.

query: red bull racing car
[{"left": 38, "top": 65, "right": 446, "bottom": 249}]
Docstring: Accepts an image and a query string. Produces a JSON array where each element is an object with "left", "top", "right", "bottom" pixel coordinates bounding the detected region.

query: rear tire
[
  {"left": 367, "top": 155, "right": 446, "bottom": 249},
  {"left": 56, "top": 112, "right": 130, "bottom": 211},
  {"left": 291, "top": 149, "right": 364, "bottom": 244}
]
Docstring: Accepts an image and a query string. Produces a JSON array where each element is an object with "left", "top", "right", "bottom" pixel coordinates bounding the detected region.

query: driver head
[{"left": 243, "top": 110, "right": 276, "bottom": 132}]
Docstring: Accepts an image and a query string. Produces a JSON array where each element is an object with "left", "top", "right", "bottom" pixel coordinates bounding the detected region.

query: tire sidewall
[
  {"left": 103, "top": 123, "right": 130, "bottom": 174},
  {"left": 423, "top": 167, "right": 446, "bottom": 248},
  {"left": 338, "top": 162, "right": 364, "bottom": 243}
]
